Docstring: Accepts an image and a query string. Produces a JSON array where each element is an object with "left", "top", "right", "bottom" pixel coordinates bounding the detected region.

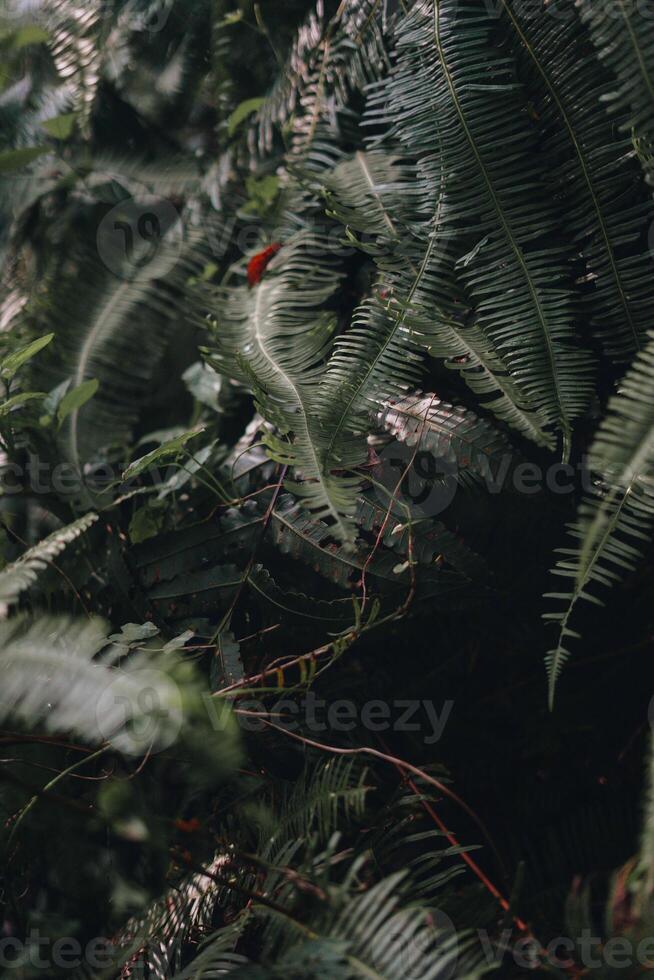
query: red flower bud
[{"left": 247, "top": 243, "right": 281, "bottom": 287}]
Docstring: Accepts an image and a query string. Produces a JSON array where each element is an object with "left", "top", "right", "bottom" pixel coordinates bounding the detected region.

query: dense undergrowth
[{"left": 2, "top": 0, "right": 654, "bottom": 976}]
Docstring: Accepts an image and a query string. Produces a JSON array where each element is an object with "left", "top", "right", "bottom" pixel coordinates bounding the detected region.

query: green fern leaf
[
  {"left": 579, "top": 0, "right": 654, "bottom": 174},
  {"left": 376, "top": 391, "right": 513, "bottom": 487},
  {"left": 0, "top": 513, "right": 98, "bottom": 607},
  {"left": 370, "top": 0, "right": 595, "bottom": 451},
  {"left": 28, "top": 221, "right": 216, "bottom": 482},
  {"left": 206, "top": 230, "right": 358, "bottom": 542},
  {"left": 503, "top": 0, "right": 653, "bottom": 362},
  {"left": 545, "top": 333, "right": 654, "bottom": 706},
  {"left": 255, "top": 0, "right": 388, "bottom": 164},
  {"left": 0, "top": 614, "right": 181, "bottom": 753},
  {"left": 46, "top": 0, "right": 104, "bottom": 136}
]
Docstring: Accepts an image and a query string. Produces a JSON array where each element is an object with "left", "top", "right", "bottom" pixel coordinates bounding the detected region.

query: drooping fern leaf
[
  {"left": 375, "top": 390, "right": 514, "bottom": 488},
  {"left": 255, "top": 0, "right": 389, "bottom": 165},
  {"left": 545, "top": 333, "right": 654, "bottom": 707},
  {"left": 328, "top": 871, "right": 469, "bottom": 980},
  {"left": 423, "top": 312, "right": 557, "bottom": 451},
  {"left": 246, "top": 870, "right": 486, "bottom": 980},
  {"left": 319, "top": 150, "right": 554, "bottom": 485},
  {"left": 45, "top": 0, "right": 105, "bottom": 136},
  {"left": 317, "top": 295, "right": 427, "bottom": 486},
  {"left": 248, "top": 564, "right": 358, "bottom": 629},
  {"left": 503, "top": 0, "right": 653, "bottom": 362},
  {"left": 321, "top": 149, "right": 423, "bottom": 254},
  {"left": 322, "top": 175, "right": 552, "bottom": 456},
  {"left": 579, "top": 0, "right": 654, "bottom": 177},
  {"left": 30, "top": 221, "right": 215, "bottom": 480},
  {"left": 270, "top": 494, "right": 467, "bottom": 604},
  {"left": 0, "top": 614, "right": 186, "bottom": 753},
  {"left": 206, "top": 229, "right": 359, "bottom": 542},
  {"left": 355, "top": 493, "right": 488, "bottom": 581},
  {"left": 369, "top": 0, "right": 595, "bottom": 454},
  {"left": 0, "top": 512, "right": 98, "bottom": 607},
  {"left": 111, "top": 851, "right": 236, "bottom": 980}
]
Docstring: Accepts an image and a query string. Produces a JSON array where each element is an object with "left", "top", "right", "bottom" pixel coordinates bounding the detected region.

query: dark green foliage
[{"left": 3, "top": 1, "right": 654, "bottom": 977}]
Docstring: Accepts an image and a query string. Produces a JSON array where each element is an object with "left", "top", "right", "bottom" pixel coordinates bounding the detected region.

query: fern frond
[
  {"left": 355, "top": 493, "right": 488, "bottom": 581},
  {"left": 321, "top": 150, "right": 423, "bottom": 254},
  {"left": 427, "top": 319, "right": 558, "bottom": 449},
  {"left": 111, "top": 761, "right": 369, "bottom": 977},
  {"left": 0, "top": 611, "right": 241, "bottom": 765},
  {"left": 579, "top": 0, "right": 654, "bottom": 176},
  {"left": 254, "top": 0, "right": 327, "bottom": 157},
  {"left": 376, "top": 391, "right": 513, "bottom": 487},
  {"left": 0, "top": 513, "right": 98, "bottom": 608},
  {"left": 206, "top": 230, "right": 359, "bottom": 542},
  {"left": 45, "top": 0, "right": 105, "bottom": 136},
  {"left": 248, "top": 564, "right": 357, "bottom": 628},
  {"left": 146, "top": 563, "right": 244, "bottom": 623},
  {"left": 319, "top": 164, "right": 552, "bottom": 452},
  {"left": 332, "top": 872, "right": 463, "bottom": 980},
  {"left": 279, "top": 757, "right": 370, "bottom": 842},
  {"left": 317, "top": 136, "right": 554, "bottom": 457},
  {"left": 30, "top": 221, "right": 216, "bottom": 479},
  {"left": 368, "top": 0, "right": 594, "bottom": 451},
  {"left": 503, "top": 0, "right": 653, "bottom": 362},
  {"left": 545, "top": 333, "right": 654, "bottom": 707},
  {"left": 271, "top": 494, "right": 467, "bottom": 603},
  {"left": 255, "top": 0, "right": 389, "bottom": 162},
  {"left": 154, "top": 915, "right": 250, "bottom": 980},
  {"left": 113, "top": 852, "right": 236, "bottom": 979},
  {"left": 317, "top": 294, "right": 426, "bottom": 487},
  {"left": 0, "top": 614, "right": 184, "bottom": 753},
  {"left": 132, "top": 504, "right": 263, "bottom": 590}
]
